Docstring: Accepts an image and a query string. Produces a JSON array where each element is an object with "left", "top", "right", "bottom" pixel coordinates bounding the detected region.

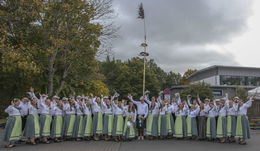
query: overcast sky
[{"left": 110, "top": 0, "right": 260, "bottom": 74}]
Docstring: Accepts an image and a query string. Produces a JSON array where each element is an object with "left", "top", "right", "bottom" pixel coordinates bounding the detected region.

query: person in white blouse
[
  {"left": 174, "top": 93, "right": 188, "bottom": 138},
  {"left": 186, "top": 103, "right": 200, "bottom": 139},
  {"left": 111, "top": 97, "right": 125, "bottom": 141},
  {"left": 158, "top": 100, "right": 167, "bottom": 139},
  {"left": 51, "top": 100, "right": 64, "bottom": 142},
  {"left": 63, "top": 98, "right": 76, "bottom": 139},
  {"left": 128, "top": 94, "right": 148, "bottom": 140},
  {"left": 24, "top": 98, "right": 40, "bottom": 145},
  {"left": 205, "top": 101, "right": 217, "bottom": 140},
  {"left": 3, "top": 98, "right": 22, "bottom": 148},
  {"left": 39, "top": 99, "right": 52, "bottom": 144},
  {"left": 73, "top": 97, "right": 85, "bottom": 141},
  {"left": 123, "top": 101, "right": 137, "bottom": 140},
  {"left": 101, "top": 96, "right": 114, "bottom": 141},
  {"left": 91, "top": 96, "right": 103, "bottom": 141},
  {"left": 82, "top": 97, "right": 93, "bottom": 140},
  {"left": 144, "top": 95, "right": 159, "bottom": 140},
  {"left": 235, "top": 96, "right": 254, "bottom": 145},
  {"left": 226, "top": 95, "right": 238, "bottom": 143}
]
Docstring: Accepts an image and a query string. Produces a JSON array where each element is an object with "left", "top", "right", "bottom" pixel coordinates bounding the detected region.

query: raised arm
[
  {"left": 144, "top": 95, "right": 151, "bottom": 105},
  {"left": 128, "top": 95, "right": 139, "bottom": 105}
]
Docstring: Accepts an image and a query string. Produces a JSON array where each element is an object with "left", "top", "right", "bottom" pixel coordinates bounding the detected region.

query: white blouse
[{"left": 5, "top": 105, "right": 21, "bottom": 116}]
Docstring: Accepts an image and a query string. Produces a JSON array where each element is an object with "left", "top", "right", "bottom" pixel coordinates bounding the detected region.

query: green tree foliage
[
  {"left": 235, "top": 86, "right": 248, "bottom": 101},
  {"left": 180, "top": 69, "right": 197, "bottom": 85},
  {"left": 180, "top": 83, "right": 213, "bottom": 101},
  {"left": 100, "top": 57, "right": 182, "bottom": 98}
]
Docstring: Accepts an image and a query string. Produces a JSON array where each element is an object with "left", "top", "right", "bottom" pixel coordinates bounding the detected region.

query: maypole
[{"left": 138, "top": 3, "right": 149, "bottom": 97}]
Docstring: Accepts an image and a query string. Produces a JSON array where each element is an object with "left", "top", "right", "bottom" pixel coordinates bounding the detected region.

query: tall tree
[{"left": 180, "top": 69, "right": 197, "bottom": 85}]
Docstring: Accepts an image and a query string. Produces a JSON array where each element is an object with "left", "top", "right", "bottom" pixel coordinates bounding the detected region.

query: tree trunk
[
  {"left": 47, "top": 51, "right": 57, "bottom": 96},
  {"left": 55, "top": 63, "right": 72, "bottom": 95}
]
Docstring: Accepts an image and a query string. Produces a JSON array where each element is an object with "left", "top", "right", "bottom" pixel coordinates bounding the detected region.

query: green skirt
[
  {"left": 235, "top": 115, "right": 250, "bottom": 139},
  {"left": 112, "top": 114, "right": 124, "bottom": 136},
  {"left": 216, "top": 116, "right": 227, "bottom": 138},
  {"left": 24, "top": 114, "right": 40, "bottom": 138},
  {"left": 83, "top": 114, "right": 93, "bottom": 137},
  {"left": 51, "top": 115, "right": 63, "bottom": 138},
  {"left": 158, "top": 114, "right": 167, "bottom": 136},
  {"left": 103, "top": 114, "right": 114, "bottom": 135},
  {"left": 92, "top": 112, "right": 103, "bottom": 134},
  {"left": 73, "top": 115, "right": 84, "bottom": 138},
  {"left": 123, "top": 117, "right": 136, "bottom": 138},
  {"left": 186, "top": 117, "right": 198, "bottom": 137},
  {"left": 174, "top": 116, "right": 184, "bottom": 138},
  {"left": 206, "top": 117, "right": 216, "bottom": 138},
  {"left": 166, "top": 113, "right": 174, "bottom": 135},
  {"left": 3, "top": 116, "right": 22, "bottom": 142},
  {"left": 63, "top": 114, "right": 76, "bottom": 136},
  {"left": 40, "top": 114, "right": 52, "bottom": 137},
  {"left": 146, "top": 114, "right": 158, "bottom": 136},
  {"left": 227, "top": 115, "right": 237, "bottom": 137}
]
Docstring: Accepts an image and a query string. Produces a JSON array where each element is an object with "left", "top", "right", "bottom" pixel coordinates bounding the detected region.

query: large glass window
[{"left": 220, "top": 75, "right": 260, "bottom": 86}]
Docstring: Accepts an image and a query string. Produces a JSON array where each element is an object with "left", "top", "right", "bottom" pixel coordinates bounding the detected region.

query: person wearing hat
[
  {"left": 82, "top": 97, "right": 93, "bottom": 140},
  {"left": 91, "top": 96, "right": 103, "bottom": 141},
  {"left": 235, "top": 96, "right": 254, "bottom": 145},
  {"left": 111, "top": 97, "right": 125, "bottom": 141},
  {"left": 101, "top": 96, "right": 114, "bottom": 141},
  {"left": 3, "top": 98, "right": 22, "bottom": 148},
  {"left": 24, "top": 97, "right": 40, "bottom": 145},
  {"left": 63, "top": 98, "right": 76, "bottom": 140},
  {"left": 144, "top": 96, "right": 159, "bottom": 140},
  {"left": 51, "top": 100, "right": 64, "bottom": 142},
  {"left": 128, "top": 94, "right": 148, "bottom": 140},
  {"left": 123, "top": 100, "right": 137, "bottom": 141}
]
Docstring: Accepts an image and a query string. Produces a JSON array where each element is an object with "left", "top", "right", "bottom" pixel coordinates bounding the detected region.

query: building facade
[{"left": 171, "top": 65, "right": 260, "bottom": 99}]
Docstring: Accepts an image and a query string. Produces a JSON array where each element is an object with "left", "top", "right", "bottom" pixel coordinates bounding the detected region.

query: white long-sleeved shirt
[
  {"left": 205, "top": 106, "right": 217, "bottom": 117},
  {"left": 5, "top": 105, "right": 21, "bottom": 116},
  {"left": 40, "top": 102, "right": 51, "bottom": 115},
  {"left": 227, "top": 103, "right": 238, "bottom": 116},
  {"left": 19, "top": 101, "right": 30, "bottom": 116},
  {"left": 237, "top": 100, "right": 253, "bottom": 116},
  {"left": 91, "top": 98, "right": 102, "bottom": 113},
  {"left": 101, "top": 100, "right": 113, "bottom": 114},
  {"left": 75, "top": 101, "right": 84, "bottom": 115},
  {"left": 175, "top": 107, "right": 188, "bottom": 116},
  {"left": 145, "top": 98, "right": 159, "bottom": 115},
  {"left": 218, "top": 106, "right": 228, "bottom": 117},
  {"left": 125, "top": 110, "right": 137, "bottom": 126},
  {"left": 130, "top": 98, "right": 148, "bottom": 118},
  {"left": 28, "top": 104, "right": 38, "bottom": 115},
  {"left": 82, "top": 103, "right": 92, "bottom": 115},
  {"left": 188, "top": 108, "right": 200, "bottom": 117},
  {"left": 112, "top": 101, "right": 124, "bottom": 115},
  {"left": 159, "top": 105, "right": 167, "bottom": 115},
  {"left": 53, "top": 106, "right": 63, "bottom": 116},
  {"left": 63, "top": 103, "right": 76, "bottom": 114}
]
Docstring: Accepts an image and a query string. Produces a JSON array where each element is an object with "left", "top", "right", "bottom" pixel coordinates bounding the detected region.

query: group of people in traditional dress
[{"left": 3, "top": 88, "right": 254, "bottom": 148}]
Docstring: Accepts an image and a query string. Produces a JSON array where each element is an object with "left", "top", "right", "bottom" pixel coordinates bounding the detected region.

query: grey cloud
[{"left": 110, "top": 0, "right": 252, "bottom": 73}]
